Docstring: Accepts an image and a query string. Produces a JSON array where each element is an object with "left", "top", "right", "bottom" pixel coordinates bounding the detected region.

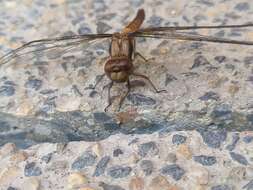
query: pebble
[
  {"left": 214, "top": 56, "right": 226, "bottom": 63},
  {"left": 234, "top": 2, "right": 250, "bottom": 11},
  {"left": 129, "top": 177, "right": 144, "bottom": 190},
  {"left": 138, "top": 141, "right": 159, "bottom": 157},
  {"left": 177, "top": 144, "right": 192, "bottom": 159},
  {"left": 99, "top": 182, "right": 125, "bottom": 190},
  {"left": 197, "top": 128, "right": 227, "bottom": 148},
  {"left": 148, "top": 176, "right": 172, "bottom": 190},
  {"left": 211, "top": 184, "right": 231, "bottom": 190},
  {"left": 96, "top": 21, "right": 112, "bottom": 33},
  {"left": 67, "top": 172, "right": 88, "bottom": 189},
  {"left": 191, "top": 55, "right": 210, "bottom": 69},
  {"left": 199, "top": 91, "right": 220, "bottom": 101},
  {"left": 24, "top": 162, "right": 42, "bottom": 177},
  {"left": 71, "top": 151, "right": 97, "bottom": 170},
  {"left": 93, "top": 112, "right": 112, "bottom": 123},
  {"left": 25, "top": 78, "right": 42, "bottom": 91},
  {"left": 93, "top": 156, "right": 110, "bottom": 177},
  {"left": 107, "top": 165, "right": 132, "bottom": 178},
  {"left": 172, "top": 134, "right": 187, "bottom": 145},
  {"left": 226, "top": 133, "right": 240, "bottom": 151},
  {"left": 0, "top": 85, "right": 15, "bottom": 96},
  {"left": 22, "top": 177, "right": 40, "bottom": 190},
  {"left": 7, "top": 187, "right": 18, "bottom": 190},
  {"left": 127, "top": 93, "right": 156, "bottom": 106},
  {"left": 140, "top": 160, "right": 153, "bottom": 176},
  {"left": 166, "top": 153, "right": 177, "bottom": 163},
  {"left": 193, "top": 155, "right": 217, "bottom": 166},
  {"left": 230, "top": 152, "right": 248, "bottom": 165},
  {"left": 161, "top": 164, "right": 185, "bottom": 181},
  {"left": 188, "top": 166, "right": 209, "bottom": 185},
  {"left": 113, "top": 148, "right": 123, "bottom": 157},
  {"left": 243, "top": 179, "right": 253, "bottom": 190},
  {"left": 243, "top": 136, "right": 253, "bottom": 143},
  {"left": 0, "top": 143, "right": 17, "bottom": 158}
]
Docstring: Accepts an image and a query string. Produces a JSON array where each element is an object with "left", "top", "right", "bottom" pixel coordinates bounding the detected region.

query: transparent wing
[
  {"left": 133, "top": 23, "right": 253, "bottom": 45},
  {"left": 0, "top": 34, "right": 112, "bottom": 66}
]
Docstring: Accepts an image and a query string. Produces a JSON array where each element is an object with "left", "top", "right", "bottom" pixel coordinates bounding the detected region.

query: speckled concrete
[{"left": 0, "top": 0, "right": 253, "bottom": 189}]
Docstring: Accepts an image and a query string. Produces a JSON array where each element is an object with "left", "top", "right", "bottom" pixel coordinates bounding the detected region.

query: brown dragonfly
[{"left": 1, "top": 9, "right": 253, "bottom": 111}]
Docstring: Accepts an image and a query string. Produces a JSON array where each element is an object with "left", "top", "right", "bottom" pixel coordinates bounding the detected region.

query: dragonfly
[{"left": 1, "top": 9, "right": 253, "bottom": 111}]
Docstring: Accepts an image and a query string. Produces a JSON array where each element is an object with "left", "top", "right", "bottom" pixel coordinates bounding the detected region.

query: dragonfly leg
[
  {"left": 104, "top": 81, "right": 114, "bottom": 112},
  {"left": 134, "top": 52, "right": 148, "bottom": 62},
  {"left": 91, "top": 74, "right": 105, "bottom": 89},
  {"left": 118, "top": 79, "right": 131, "bottom": 111},
  {"left": 132, "top": 72, "right": 167, "bottom": 93}
]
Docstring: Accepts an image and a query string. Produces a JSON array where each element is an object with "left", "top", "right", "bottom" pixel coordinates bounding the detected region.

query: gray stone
[
  {"left": 0, "top": 85, "right": 15, "bottom": 96},
  {"left": 226, "top": 133, "right": 240, "bottom": 151},
  {"left": 93, "top": 156, "right": 110, "bottom": 177},
  {"left": 138, "top": 141, "right": 159, "bottom": 157},
  {"left": 71, "top": 151, "right": 97, "bottom": 170},
  {"left": 147, "top": 15, "right": 163, "bottom": 26},
  {"left": 107, "top": 166, "right": 132, "bottom": 178},
  {"left": 93, "top": 112, "right": 112, "bottom": 123},
  {"left": 172, "top": 134, "right": 187, "bottom": 145},
  {"left": 199, "top": 91, "right": 220, "bottom": 101},
  {"left": 7, "top": 187, "right": 18, "bottom": 190},
  {"left": 113, "top": 148, "right": 123, "bottom": 157},
  {"left": 25, "top": 78, "right": 42, "bottom": 91},
  {"left": 140, "top": 160, "right": 153, "bottom": 176},
  {"left": 211, "top": 185, "right": 231, "bottom": 190},
  {"left": 211, "top": 104, "right": 232, "bottom": 120},
  {"left": 244, "top": 56, "right": 253, "bottom": 67},
  {"left": 191, "top": 55, "right": 210, "bottom": 69},
  {"left": 0, "top": 121, "right": 10, "bottom": 132},
  {"left": 243, "top": 179, "right": 253, "bottom": 190},
  {"left": 234, "top": 2, "right": 250, "bottom": 11},
  {"left": 214, "top": 56, "right": 226, "bottom": 63},
  {"left": 230, "top": 152, "right": 248, "bottom": 165},
  {"left": 41, "top": 152, "right": 53, "bottom": 164},
  {"left": 24, "top": 162, "right": 42, "bottom": 177},
  {"left": 99, "top": 182, "right": 125, "bottom": 190},
  {"left": 193, "top": 155, "right": 217, "bottom": 166},
  {"left": 197, "top": 128, "right": 227, "bottom": 148},
  {"left": 96, "top": 21, "right": 112, "bottom": 33},
  {"left": 161, "top": 164, "right": 185, "bottom": 181},
  {"left": 165, "top": 74, "right": 177, "bottom": 86},
  {"left": 243, "top": 136, "right": 253, "bottom": 143},
  {"left": 127, "top": 93, "right": 156, "bottom": 106}
]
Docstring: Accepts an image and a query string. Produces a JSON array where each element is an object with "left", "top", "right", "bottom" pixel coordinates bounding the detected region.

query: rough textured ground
[{"left": 0, "top": 0, "right": 253, "bottom": 189}]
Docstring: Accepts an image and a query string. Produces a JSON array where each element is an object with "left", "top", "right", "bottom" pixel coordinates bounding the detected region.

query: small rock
[
  {"left": 96, "top": 21, "right": 112, "bottom": 33},
  {"left": 230, "top": 152, "right": 248, "bottom": 165},
  {"left": 25, "top": 78, "right": 42, "bottom": 91},
  {"left": 140, "top": 160, "right": 153, "bottom": 176},
  {"left": 71, "top": 151, "right": 97, "bottom": 170},
  {"left": 0, "top": 143, "right": 17, "bottom": 158},
  {"left": 161, "top": 164, "right": 185, "bottom": 181},
  {"left": 211, "top": 104, "right": 232, "bottom": 120},
  {"left": 243, "top": 179, "right": 253, "bottom": 190},
  {"left": 148, "top": 176, "right": 172, "bottom": 190},
  {"left": 127, "top": 93, "right": 156, "bottom": 106},
  {"left": 228, "top": 84, "right": 240, "bottom": 96},
  {"left": 193, "top": 155, "right": 217, "bottom": 166},
  {"left": 10, "top": 151, "right": 28, "bottom": 163},
  {"left": 197, "top": 128, "right": 227, "bottom": 148},
  {"left": 129, "top": 177, "right": 144, "bottom": 190},
  {"left": 166, "top": 153, "right": 177, "bottom": 163},
  {"left": 41, "top": 152, "right": 53, "bottom": 164},
  {"left": 165, "top": 74, "right": 177, "bottom": 86},
  {"left": 199, "top": 91, "right": 220, "bottom": 101},
  {"left": 0, "top": 85, "right": 15, "bottom": 96},
  {"left": 177, "top": 144, "right": 192, "bottom": 159},
  {"left": 211, "top": 184, "right": 231, "bottom": 190},
  {"left": 22, "top": 177, "right": 40, "bottom": 190},
  {"left": 99, "top": 182, "right": 125, "bottom": 190},
  {"left": 228, "top": 167, "right": 247, "bottom": 181},
  {"left": 67, "top": 172, "right": 88, "bottom": 189},
  {"left": 226, "top": 133, "right": 240, "bottom": 151},
  {"left": 93, "top": 112, "right": 112, "bottom": 123},
  {"left": 113, "top": 148, "right": 123, "bottom": 157},
  {"left": 107, "top": 165, "right": 132, "bottom": 178},
  {"left": 138, "top": 141, "right": 159, "bottom": 157},
  {"left": 24, "top": 162, "right": 42, "bottom": 177},
  {"left": 93, "top": 156, "right": 110, "bottom": 177},
  {"left": 47, "top": 161, "right": 68, "bottom": 171},
  {"left": 191, "top": 55, "right": 210, "bottom": 69},
  {"left": 7, "top": 187, "right": 18, "bottom": 190},
  {"left": 92, "top": 143, "right": 103, "bottom": 157},
  {"left": 244, "top": 56, "right": 253, "bottom": 67},
  {"left": 172, "top": 134, "right": 187, "bottom": 145},
  {"left": 243, "top": 136, "right": 253, "bottom": 143},
  {"left": 234, "top": 2, "right": 250, "bottom": 11},
  {"left": 188, "top": 166, "right": 209, "bottom": 185},
  {"left": 214, "top": 56, "right": 226, "bottom": 63},
  {"left": 147, "top": 15, "right": 163, "bottom": 26}
]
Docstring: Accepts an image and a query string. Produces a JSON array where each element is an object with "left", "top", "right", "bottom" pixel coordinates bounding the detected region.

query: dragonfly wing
[
  {"left": 133, "top": 30, "right": 253, "bottom": 45},
  {"left": 0, "top": 34, "right": 112, "bottom": 66}
]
